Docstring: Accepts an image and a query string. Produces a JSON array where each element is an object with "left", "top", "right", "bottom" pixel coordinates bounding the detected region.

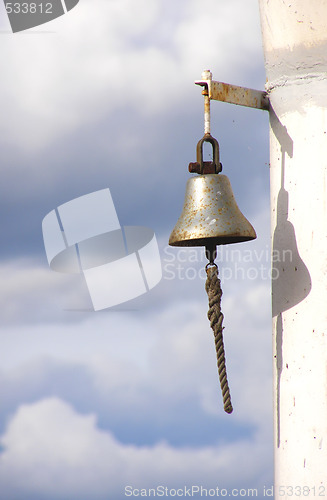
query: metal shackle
[{"left": 196, "top": 133, "right": 222, "bottom": 174}]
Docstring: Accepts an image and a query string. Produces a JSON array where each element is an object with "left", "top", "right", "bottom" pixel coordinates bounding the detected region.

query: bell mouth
[{"left": 169, "top": 234, "right": 256, "bottom": 247}]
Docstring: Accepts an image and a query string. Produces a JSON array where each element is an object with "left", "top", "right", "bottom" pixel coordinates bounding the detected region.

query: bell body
[{"left": 169, "top": 174, "right": 256, "bottom": 247}]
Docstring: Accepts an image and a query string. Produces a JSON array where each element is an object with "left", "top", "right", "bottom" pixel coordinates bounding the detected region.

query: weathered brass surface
[{"left": 169, "top": 174, "right": 256, "bottom": 247}]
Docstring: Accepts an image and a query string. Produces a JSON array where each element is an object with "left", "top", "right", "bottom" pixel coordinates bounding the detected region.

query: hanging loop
[
  {"left": 197, "top": 134, "right": 221, "bottom": 174},
  {"left": 205, "top": 261, "right": 218, "bottom": 272},
  {"left": 189, "top": 133, "right": 222, "bottom": 175}
]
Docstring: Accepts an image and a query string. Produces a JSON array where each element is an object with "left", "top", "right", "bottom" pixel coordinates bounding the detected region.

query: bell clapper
[
  {"left": 205, "top": 244, "right": 233, "bottom": 414},
  {"left": 205, "top": 243, "right": 217, "bottom": 268}
]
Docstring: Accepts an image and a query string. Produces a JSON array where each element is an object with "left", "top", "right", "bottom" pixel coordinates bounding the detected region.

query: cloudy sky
[{"left": 0, "top": 0, "right": 273, "bottom": 498}]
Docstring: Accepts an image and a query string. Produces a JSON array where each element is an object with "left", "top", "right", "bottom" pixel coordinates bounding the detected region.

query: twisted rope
[{"left": 205, "top": 264, "right": 233, "bottom": 414}]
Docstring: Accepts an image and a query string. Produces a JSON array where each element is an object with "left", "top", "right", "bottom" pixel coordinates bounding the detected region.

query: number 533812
[{"left": 5, "top": 3, "right": 53, "bottom": 14}]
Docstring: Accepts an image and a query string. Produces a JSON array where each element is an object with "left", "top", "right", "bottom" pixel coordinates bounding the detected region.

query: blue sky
[{"left": 0, "top": 0, "right": 273, "bottom": 498}]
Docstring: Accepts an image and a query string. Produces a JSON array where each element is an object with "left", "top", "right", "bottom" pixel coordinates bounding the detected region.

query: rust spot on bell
[{"left": 169, "top": 174, "right": 256, "bottom": 247}]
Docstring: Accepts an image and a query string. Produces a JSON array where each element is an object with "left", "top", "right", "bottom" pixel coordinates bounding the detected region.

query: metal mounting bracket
[{"left": 195, "top": 71, "right": 269, "bottom": 111}]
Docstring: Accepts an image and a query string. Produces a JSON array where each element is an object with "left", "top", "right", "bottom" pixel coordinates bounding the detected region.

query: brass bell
[
  {"left": 169, "top": 132, "right": 256, "bottom": 415},
  {"left": 169, "top": 73, "right": 257, "bottom": 415},
  {"left": 169, "top": 134, "right": 256, "bottom": 248}
]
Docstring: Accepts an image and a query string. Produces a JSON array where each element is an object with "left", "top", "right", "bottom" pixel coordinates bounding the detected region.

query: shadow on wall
[{"left": 270, "top": 108, "right": 312, "bottom": 447}]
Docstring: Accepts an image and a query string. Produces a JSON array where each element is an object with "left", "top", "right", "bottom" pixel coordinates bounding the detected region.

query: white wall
[{"left": 259, "top": 0, "right": 327, "bottom": 495}]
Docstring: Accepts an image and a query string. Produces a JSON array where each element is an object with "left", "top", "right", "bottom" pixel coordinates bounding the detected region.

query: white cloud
[
  {"left": 0, "top": 202, "right": 272, "bottom": 431},
  {"left": 0, "top": 202, "right": 273, "bottom": 496},
  {"left": 0, "top": 0, "right": 264, "bottom": 151},
  {"left": 0, "top": 273, "right": 272, "bottom": 428},
  {"left": 175, "top": 0, "right": 263, "bottom": 79},
  {"left": 0, "top": 258, "right": 93, "bottom": 325},
  {"left": 0, "top": 397, "right": 272, "bottom": 499}
]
